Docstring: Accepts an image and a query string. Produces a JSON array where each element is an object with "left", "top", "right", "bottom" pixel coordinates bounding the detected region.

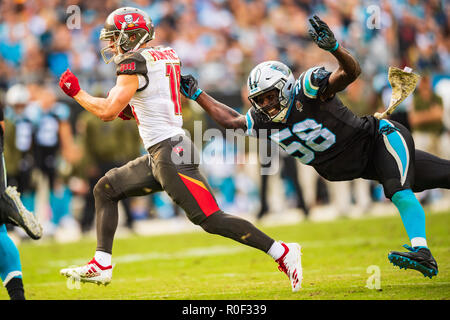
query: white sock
[
  {"left": 411, "top": 237, "right": 428, "bottom": 248},
  {"left": 94, "top": 251, "right": 112, "bottom": 267},
  {"left": 267, "top": 241, "right": 286, "bottom": 260}
]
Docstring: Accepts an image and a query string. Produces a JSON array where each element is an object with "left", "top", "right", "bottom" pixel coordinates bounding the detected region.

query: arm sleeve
[{"left": 299, "top": 66, "right": 332, "bottom": 100}]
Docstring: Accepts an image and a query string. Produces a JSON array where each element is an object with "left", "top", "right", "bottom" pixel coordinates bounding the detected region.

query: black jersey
[{"left": 245, "top": 66, "right": 379, "bottom": 181}]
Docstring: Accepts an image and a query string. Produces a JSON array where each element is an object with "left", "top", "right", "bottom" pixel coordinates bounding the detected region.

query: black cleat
[
  {"left": 388, "top": 244, "right": 438, "bottom": 278},
  {"left": 0, "top": 186, "right": 42, "bottom": 240}
]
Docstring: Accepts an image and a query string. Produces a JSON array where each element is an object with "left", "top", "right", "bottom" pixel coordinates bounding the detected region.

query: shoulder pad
[
  {"left": 299, "top": 66, "right": 331, "bottom": 100},
  {"left": 116, "top": 50, "right": 148, "bottom": 76}
]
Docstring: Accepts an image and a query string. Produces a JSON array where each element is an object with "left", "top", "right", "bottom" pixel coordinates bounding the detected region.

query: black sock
[
  {"left": 200, "top": 212, "right": 275, "bottom": 252},
  {"left": 6, "top": 277, "right": 25, "bottom": 300}
]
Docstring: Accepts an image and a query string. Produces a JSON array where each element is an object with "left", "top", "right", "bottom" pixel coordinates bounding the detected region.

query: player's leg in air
[
  {"left": 60, "top": 135, "right": 303, "bottom": 291},
  {"left": 366, "top": 119, "right": 441, "bottom": 278}
]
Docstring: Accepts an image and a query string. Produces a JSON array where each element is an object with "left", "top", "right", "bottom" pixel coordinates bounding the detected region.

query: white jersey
[{"left": 116, "top": 46, "right": 185, "bottom": 149}]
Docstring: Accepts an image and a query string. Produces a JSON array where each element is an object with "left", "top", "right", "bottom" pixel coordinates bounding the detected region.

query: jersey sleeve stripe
[
  {"left": 245, "top": 111, "right": 255, "bottom": 135},
  {"left": 302, "top": 67, "right": 319, "bottom": 99}
]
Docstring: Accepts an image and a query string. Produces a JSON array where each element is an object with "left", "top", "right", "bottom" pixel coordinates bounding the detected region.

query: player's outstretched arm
[
  {"left": 180, "top": 74, "right": 246, "bottom": 130},
  {"left": 308, "top": 15, "right": 361, "bottom": 100},
  {"left": 59, "top": 69, "right": 138, "bottom": 122}
]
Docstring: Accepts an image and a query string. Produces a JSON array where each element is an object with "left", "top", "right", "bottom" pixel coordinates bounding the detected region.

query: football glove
[
  {"left": 118, "top": 111, "right": 131, "bottom": 120},
  {"left": 118, "top": 105, "right": 133, "bottom": 120},
  {"left": 308, "top": 15, "right": 339, "bottom": 52},
  {"left": 180, "top": 74, "right": 203, "bottom": 101},
  {"left": 59, "top": 69, "right": 81, "bottom": 97}
]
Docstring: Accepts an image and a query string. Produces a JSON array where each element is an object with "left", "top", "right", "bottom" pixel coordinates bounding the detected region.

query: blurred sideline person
[
  {"left": 0, "top": 101, "right": 43, "bottom": 300},
  {"left": 76, "top": 110, "right": 141, "bottom": 233},
  {"left": 410, "top": 74, "right": 444, "bottom": 154},
  {"left": 435, "top": 78, "right": 450, "bottom": 161},
  {"left": 258, "top": 143, "right": 309, "bottom": 220},
  {"left": 57, "top": 7, "right": 302, "bottom": 292},
  {"left": 28, "top": 85, "right": 79, "bottom": 234},
  {"left": 180, "top": 15, "right": 450, "bottom": 279},
  {"left": 409, "top": 75, "right": 445, "bottom": 204},
  {"left": 3, "top": 84, "right": 36, "bottom": 214}
]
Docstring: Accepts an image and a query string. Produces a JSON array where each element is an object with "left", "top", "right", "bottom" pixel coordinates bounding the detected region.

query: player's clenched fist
[{"left": 59, "top": 69, "right": 81, "bottom": 97}]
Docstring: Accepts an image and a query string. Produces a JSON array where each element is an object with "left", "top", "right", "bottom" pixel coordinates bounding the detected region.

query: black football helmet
[{"left": 99, "top": 7, "right": 155, "bottom": 64}]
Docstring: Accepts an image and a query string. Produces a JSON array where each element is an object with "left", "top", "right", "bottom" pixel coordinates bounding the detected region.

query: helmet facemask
[
  {"left": 100, "top": 22, "right": 128, "bottom": 64},
  {"left": 249, "top": 78, "right": 290, "bottom": 122}
]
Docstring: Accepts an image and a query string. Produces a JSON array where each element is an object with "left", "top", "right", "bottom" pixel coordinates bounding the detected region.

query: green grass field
[{"left": 1, "top": 210, "right": 449, "bottom": 300}]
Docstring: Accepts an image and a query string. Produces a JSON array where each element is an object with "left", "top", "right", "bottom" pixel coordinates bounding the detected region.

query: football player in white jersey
[{"left": 58, "top": 7, "right": 302, "bottom": 292}]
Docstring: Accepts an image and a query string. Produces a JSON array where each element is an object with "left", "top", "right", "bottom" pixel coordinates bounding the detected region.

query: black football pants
[{"left": 94, "top": 135, "right": 274, "bottom": 254}]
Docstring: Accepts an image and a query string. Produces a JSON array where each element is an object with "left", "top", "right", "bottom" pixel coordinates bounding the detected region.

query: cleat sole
[
  {"left": 62, "top": 273, "right": 111, "bottom": 286},
  {"left": 388, "top": 254, "right": 438, "bottom": 278}
]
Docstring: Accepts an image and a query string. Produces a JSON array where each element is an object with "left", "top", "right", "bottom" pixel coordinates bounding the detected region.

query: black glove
[
  {"left": 180, "top": 74, "right": 203, "bottom": 101},
  {"left": 308, "top": 15, "right": 339, "bottom": 52}
]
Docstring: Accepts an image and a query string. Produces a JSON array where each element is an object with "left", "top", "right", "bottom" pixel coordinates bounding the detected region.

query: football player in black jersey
[{"left": 180, "top": 15, "right": 450, "bottom": 279}]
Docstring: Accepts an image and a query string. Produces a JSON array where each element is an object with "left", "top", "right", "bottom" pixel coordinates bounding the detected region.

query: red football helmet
[{"left": 100, "top": 7, "right": 155, "bottom": 64}]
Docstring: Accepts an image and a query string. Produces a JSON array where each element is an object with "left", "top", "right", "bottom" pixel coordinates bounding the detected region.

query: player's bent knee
[
  {"left": 382, "top": 178, "right": 407, "bottom": 200},
  {"left": 93, "top": 176, "right": 121, "bottom": 202}
]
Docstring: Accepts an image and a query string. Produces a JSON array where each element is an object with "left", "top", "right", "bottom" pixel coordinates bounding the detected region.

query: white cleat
[
  {"left": 276, "top": 242, "right": 303, "bottom": 292},
  {"left": 60, "top": 258, "right": 113, "bottom": 286}
]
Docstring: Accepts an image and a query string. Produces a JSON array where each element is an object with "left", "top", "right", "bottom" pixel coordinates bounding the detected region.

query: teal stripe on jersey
[
  {"left": 302, "top": 68, "right": 319, "bottom": 99},
  {"left": 245, "top": 111, "right": 254, "bottom": 136},
  {"left": 379, "top": 120, "right": 409, "bottom": 185}
]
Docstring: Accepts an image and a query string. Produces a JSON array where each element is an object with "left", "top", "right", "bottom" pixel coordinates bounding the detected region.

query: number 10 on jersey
[{"left": 166, "top": 63, "right": 182, "bottom": 115}]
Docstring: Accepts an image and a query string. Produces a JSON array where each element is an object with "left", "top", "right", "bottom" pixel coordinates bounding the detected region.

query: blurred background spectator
[{"left": 0, "top": 0, "right": 448, "bottom": 239}]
